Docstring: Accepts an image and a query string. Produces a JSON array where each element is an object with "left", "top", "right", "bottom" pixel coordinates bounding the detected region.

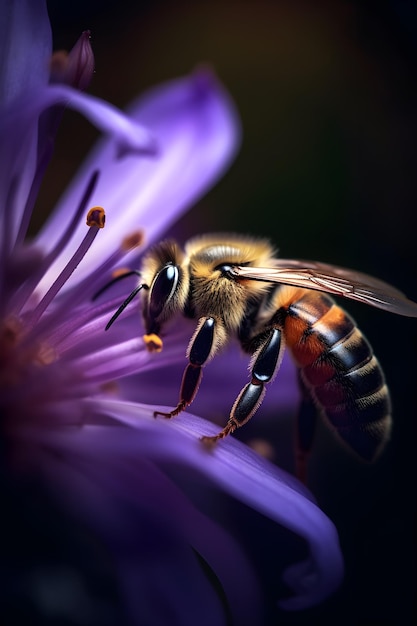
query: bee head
[{"left": 141, "top": 241, "right": 189, "bottom": 343}]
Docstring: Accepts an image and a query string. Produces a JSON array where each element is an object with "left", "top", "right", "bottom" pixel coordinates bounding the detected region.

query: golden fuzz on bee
[{"left": 102, "top": 232, "right": 417, "bottom": 480}]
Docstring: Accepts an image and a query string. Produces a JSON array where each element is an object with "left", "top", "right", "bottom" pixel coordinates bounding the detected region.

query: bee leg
[
  {"left": 295, "top": 376, "right": 318, "bottom": 484},
  {"left": 201, "top": 327, "right": 283, "bottom": 444},
  {"left": 154, "top": 317, "right": 217, "bottom": 419}
]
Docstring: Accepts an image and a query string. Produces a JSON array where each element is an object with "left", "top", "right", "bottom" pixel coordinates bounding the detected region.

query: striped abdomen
[{"left": 279, "top": 288, "right": 392, "bottom": 460}]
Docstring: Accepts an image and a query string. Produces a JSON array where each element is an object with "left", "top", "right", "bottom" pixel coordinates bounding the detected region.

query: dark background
[{"left": 40, "top": 1, "right": 417, "bottom": 624}]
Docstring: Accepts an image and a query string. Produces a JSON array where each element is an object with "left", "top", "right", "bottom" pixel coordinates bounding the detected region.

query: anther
[
  {"left": 25, "top": 207, "right": 105, "bottom": 328},
  {"left": 86, "top": 206, "right": 106, "bottom": 228},
  {"left": 122, "top": 230, "right": 146, "bottom": 252},
  {"left": 112, "top": 267, "right": 133, "bottom": 278},
  {"left": 143, "top": 334, "right": 163, "bottom": 353}
]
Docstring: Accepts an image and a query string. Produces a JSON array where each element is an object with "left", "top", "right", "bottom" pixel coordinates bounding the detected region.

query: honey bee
[{"left": 99, "top": 234, "right": 417, "bottom": 480}]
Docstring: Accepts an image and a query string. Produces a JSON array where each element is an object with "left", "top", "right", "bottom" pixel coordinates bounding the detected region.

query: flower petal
[
  {"left": 118, "top": 345, "right": 300, "bottom": 421},
  {"left": 0, "top": 0, "right": 51, "bottom": 108},
  {"left": 46, "top": 400, "right": 344, "bottom": 610},
  {"left": 24, "top": 424, "right": 263, "bottom": 625},
  {"left": 35, "top": 69, "right": 240, "bottom": 294},
  {"left": 0, "top": 85, "right": 157, "bottom": 248}
]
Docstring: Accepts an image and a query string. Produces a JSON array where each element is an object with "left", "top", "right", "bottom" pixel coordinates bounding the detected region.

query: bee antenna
[
  {"left": 105, "top": 283, "right": 145, "bottom": 331},
  {"left": 92, "top": 270, "right": 142, "bottom": 301}
]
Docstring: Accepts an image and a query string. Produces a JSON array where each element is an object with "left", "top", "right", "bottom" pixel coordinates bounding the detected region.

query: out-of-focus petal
[
  {"left": 35, "top": 69, "right": 240, "bottom": 293},
  {"left": 34, "top": 400, "right": 343, "bottom": 611},
  {"left": 119, "top": 345, "right": 299, "bottom": 420},
  {"left": 23, "top": 424, "right": 263, "bottom": 625},
  {"left": 0, "top": 85, "right": 156, "bottom": 247},
  {"left": 0, "top": 0, "right": 51, "bottom": 108},
  {"left": 61, "top": 307, "right": 298, "bottom": 419}
]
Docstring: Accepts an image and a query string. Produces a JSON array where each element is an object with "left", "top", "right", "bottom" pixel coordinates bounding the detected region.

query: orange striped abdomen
[{"left": 280, "top": 289, "right": 392, "bottom": 461}]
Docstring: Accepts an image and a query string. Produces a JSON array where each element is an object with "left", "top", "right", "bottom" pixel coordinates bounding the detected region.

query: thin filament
[
  {"left": 26, "top": 224, "right": 103, "bottom": 329},
  {"left": 10, "top": 170, "right": 100, "bottom": 316}
]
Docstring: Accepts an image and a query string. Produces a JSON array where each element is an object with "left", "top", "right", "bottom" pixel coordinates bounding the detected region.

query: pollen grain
[
  {"left": 86, "top": 206, "right": 106, "bottom": 228},
  {"left": 143, "top": 333, "right": 163, "bottom": 353}
]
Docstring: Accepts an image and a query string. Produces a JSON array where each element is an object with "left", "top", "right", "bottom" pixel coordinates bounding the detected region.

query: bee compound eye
[
  {"left": 148, "top": 264, "right": 179, "bottom": 319},
  {"left": 215, "top": 264, "right": 235, "bottom": 277}
]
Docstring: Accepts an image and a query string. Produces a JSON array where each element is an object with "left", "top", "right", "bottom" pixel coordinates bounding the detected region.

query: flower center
[
  {"left": 0, "top": 316, "right": 62, "bottom": 425},
  {"left": 0, "top": 317, "right": 56, "bottom": 389}
]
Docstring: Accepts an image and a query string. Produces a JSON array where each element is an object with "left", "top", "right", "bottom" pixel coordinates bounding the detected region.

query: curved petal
[
  {"left": 35, "top": 69, "right": 240, "bottom": 293},
  {"left": 23, "top": 426, "right": 263, "bottom": 625},
  {"left": 0, "top": 0, "right": 51, "bottom": 108},
  {"left": 0, "top": 85, "right": 156, "bottom": 245},
  {"left": 36, "top": 400, "right": 343, "bottom": 610},
  {"left": 0, "top": 0, "right": 51, "bottom": 257}
]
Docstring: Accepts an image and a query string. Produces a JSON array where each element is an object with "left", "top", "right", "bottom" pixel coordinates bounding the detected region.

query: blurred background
[{"left": 39, "top": 1, "right": 417, "bottom": 624}]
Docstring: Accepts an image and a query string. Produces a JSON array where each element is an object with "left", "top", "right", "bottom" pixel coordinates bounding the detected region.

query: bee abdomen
[{"left": 282, "top": 292, "right": 392, "bottom": 460}]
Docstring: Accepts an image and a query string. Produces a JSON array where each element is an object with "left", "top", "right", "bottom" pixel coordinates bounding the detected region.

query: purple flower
[{"left": 0, "top": 1, "right": 344, "bottom": 624}]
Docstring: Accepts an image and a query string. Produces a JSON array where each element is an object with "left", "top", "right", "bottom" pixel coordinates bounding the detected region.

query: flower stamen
[
  {"left": 26, "top": 207, "right": 106, "bottom": 329},
  {"left": 0, "top": 317, "right": 56, "bottom": 390},
  {"left": 143, "top": 333, "right": 163, "bottom": 352},
  {"left": 9, "top": 170, "right": 100, "bottom": 316},
  {"left": 86, "top": 206, "right": 106, "bottom": 228},
  {"left": 122, "top": 230, "right": 145, "bottom": 252}
]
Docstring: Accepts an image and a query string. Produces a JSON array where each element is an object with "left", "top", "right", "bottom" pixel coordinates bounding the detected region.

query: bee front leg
[
  {"left": 154, "top": 316, "right": 219, "bottom": 419},
  {"left": 201, "top": 327, "right": 284, "bottom": 444}
]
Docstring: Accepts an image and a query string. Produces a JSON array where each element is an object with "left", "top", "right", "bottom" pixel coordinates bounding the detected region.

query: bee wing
[{"left": 232, "top": 259, "right": 417, "bottom": 317}]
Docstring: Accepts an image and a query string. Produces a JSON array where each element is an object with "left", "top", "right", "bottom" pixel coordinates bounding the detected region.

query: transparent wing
[{"left": 232, "top": 259, "right": 417, "bottom": 317}]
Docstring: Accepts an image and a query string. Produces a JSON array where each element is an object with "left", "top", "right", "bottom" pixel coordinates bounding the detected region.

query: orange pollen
[
  {"left": 112, "top": 267, "right": 133, "bottom": 279},
  {"left": 247, "top": 438, "right": 276, "bottom": 461},
  {"left": 122, "top": 229, "right": 146, "bottom": 252},
  {"left": 86, "top": 206, "right": 106, "bottom": 228},
  {"left": 49, "top": 50, "right": 70, "bottom": 74},
  {"left": 99, "top": 381, "right": 119, "bottom": 394},
  {"left": 143, "top": 333, "right": 163, "bottom": 353}
]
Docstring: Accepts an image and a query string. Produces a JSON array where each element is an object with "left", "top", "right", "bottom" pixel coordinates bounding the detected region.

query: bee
[{"left": 99, "top": 234, "right": 417, "bottom": 481}]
